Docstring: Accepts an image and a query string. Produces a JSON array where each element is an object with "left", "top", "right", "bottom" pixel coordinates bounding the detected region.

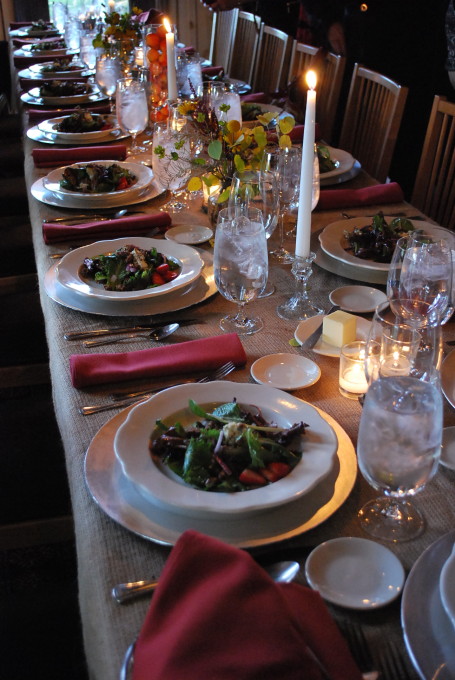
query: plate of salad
[
  {"left": 38, "top": 112, "right": 118, "bottom": 142},
  {"left": 114, "top": 381, "right": 338, "bottom": 518},
  {"left": 56, "top": 237, "right": 205, "bottom": 301}
]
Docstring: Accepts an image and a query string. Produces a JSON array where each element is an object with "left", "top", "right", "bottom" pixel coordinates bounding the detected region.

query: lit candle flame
[
  {"left": 163, "top": 17, "right": 172, "bottom": 33},
  {"left": 306, "top": 70, "right": 317, "bottom": 90}
]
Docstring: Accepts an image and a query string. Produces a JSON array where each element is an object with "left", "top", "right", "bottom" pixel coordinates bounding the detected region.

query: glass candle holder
[{"left": 339, "top": 340, "right": 369, "bottom": 400}]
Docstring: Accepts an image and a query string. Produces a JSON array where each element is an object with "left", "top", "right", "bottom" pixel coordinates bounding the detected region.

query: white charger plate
[
  {"left": 27, "top": 125, "right": 128, "bottom": 146},
  {"left": 85, "top": 402, "right": 357, "bottom": 548},
  {"left": 114, "top": 381, "right": 338, "bottom": 519},
  {"left": 442, "top": 350, "right": 455, "bottom": 409},
  {"left": 165, "top": 225, "right": 213, "bottom": 245},
  {"left": 56, "top": 237, "right": 204, "bottom": 301},
  {"left": 21, "top": 89, "right": 105, "bottom": 107},
  {"left": 440, "top": 543, "right": 455, "bottom": 630},
  {"left": 38, "top": 115, "right": 119, "bottom": 142},
  {"left": 319, "top": 147, "right": 355, "bottom": 181},
  {"left": 329, "top": 285, "right": 387, "bottom": 313},
  {"left": 294, "top": 315, "right": 371, "bottom": 357},
  {"left": 305, "top": 537, "right": 405, "bottom": 609},
  {"left": 250, "top": 353, "right": 321, "bottom": 390},
  {"left": 441, "top": 426, "right": 455, "bottom": 471},
  {"left": 29, "top": 61, "right": 85, "bottom": 75},
  {"left": 44, "top": 250, "right": 216, "bottom": 317}
]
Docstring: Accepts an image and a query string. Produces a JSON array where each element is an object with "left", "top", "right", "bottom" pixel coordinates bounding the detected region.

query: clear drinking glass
[
  {"left": 79, "top": 33, "right": 97, "bottom": 70},
  {"left": 95, "top": 53, "right": 122, "bottom": 113},
  {"left": 116, "top": 78, "right": 149, "bottom": 157},
  {"left": 357, "top": 375, "right": 443, "bottom": 541},
  {"left": 214, "top": 206, "right": 268, "bottom": 335},
  {"left": 152, "top": 124, "right": 192, "bottom": 211}
]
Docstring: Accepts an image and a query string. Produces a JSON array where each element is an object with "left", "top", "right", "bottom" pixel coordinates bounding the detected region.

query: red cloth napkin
[
  {"left": 202, "top": 65, "right": 224, "bottom": 77},
  {"left": 266, "top": 124, "right": 321, "bottom": 144},
  {"left": 317, "top": 182, "right": 404, "bottom": 210},
  {"left": 241, "top": 91, "right": 267, "bottom": 103},
  {"left": 27, "top": 104, "right": 111, "bottom": 124},
  {"left": 20, "top": 75, "right": 89, "bottom": 89},
  {"left": 14, "top": 54, "right": 58, "bottom": 69},
  {"left": 132, "top": 530, "right": 363, "bottom": 680},
  {"left": 43, "top": 212, "right": 172, "bottom": 245},
  {"left": 10, "top": 21, "right": 34, "bottom": 29},
  {"left": 12, "top": 36, "right": 62, "bottom": 47},
  {"left": 70, "top": 333, "right": 246, "bottom": 388},
  {"left": 32, "top": 144, "right": 127, "bottom": 167}
]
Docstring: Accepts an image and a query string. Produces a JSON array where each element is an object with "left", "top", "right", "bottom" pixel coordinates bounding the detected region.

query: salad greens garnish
[
  {"left": 344, "top": 212, "right": 414, "bottom": 263},
  {"left": 149, "top": 399, "right": 308, "bottom": 492}
]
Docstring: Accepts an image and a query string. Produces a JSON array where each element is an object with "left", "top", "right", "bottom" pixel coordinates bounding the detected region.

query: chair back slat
[
  {"left": 251, "top": 24, "right": 291, "bottom": 93},
  {"left": 227, "top": 11, "right": 262, "bottom": 85},
  {"left": 209, "top": 9, "right": 238, "bottom": 72}
]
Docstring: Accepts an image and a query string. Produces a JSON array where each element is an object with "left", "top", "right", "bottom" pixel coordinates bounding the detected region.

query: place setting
[{"left": 21, "top": 80, "right": 107, "bottom": 108}]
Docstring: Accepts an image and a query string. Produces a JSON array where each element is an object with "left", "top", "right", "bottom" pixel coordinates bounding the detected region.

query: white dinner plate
[
  {"left": 318, "top": 217, "right": 436, "bottom": 274},
  {"left": 29, "top": 61, "right": 88, "bottom": 76},
  {"left": 402, "top": 530, "right": 455, "bottom": 679},
  {"left": 250, "top": 353, "right": 321, "bottom": 390},
  {"left": 27, "top": 125, "right": 128, "bottom": 146},
  {"left": 42, "top": 161, "right": 154, "bottom": 207},
  {"left": 294, "top": 315, "right": 371, "bottom": 357},
  {"left": 114, "top": 382, "right": 338, "bottom": 519},
  {"left": 441, "top": 426, "right": 455, "bottom": 471},
  {"left": 27, "top": 84, "right": 94, "bottom": 106},
  {"left": 165, "top": 225, "right": 213, "bottom": 245},
  {"left": 20, "top": 89, "right": 106, "bottom": 107},
  {"left": 38, "top": 115, "right": 120, "bottom": 142},
  {"left": 56, "top": 237, "right": 204, "bottom": 301},
  {"left": 442, "top": 350, "right": 455, "bottom": 409},
  {"left": 320, "top": 160, "right": 362, "bottom": 187},
  {"left": 329, "top": 285, "right": 387, "bottom": 313},
  {"left": 15, "top": 46, "right": 78, "bottom": 58},
  {"left": 440, "top": 544, "right": 455, "bottom": 630},
  {"left": 84, "top": 402, "right": 357, "bottom": 548},
  {"left": 15, "top": 27, "right": 60, "bottom": 38},
  {"left": 32, "top": 176, "right": 162, "bottom": 209},
  {"left": 44, "top": 250, "right": 216, "bottom": 317},
  {"left": 319, "top": 147, "right": 355, "bottom": 181},
  {"left": 305, "top": 537, "right": 405, "bottom": 609}
]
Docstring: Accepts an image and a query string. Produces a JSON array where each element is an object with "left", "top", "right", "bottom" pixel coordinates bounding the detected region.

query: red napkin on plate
[
  {"left": 70, "top": 334, "right": 247, "bottom": 388},
  {"left": 12, "top": 36, "right": 62, "bottom": 47},
  {"left": 27, "top": 104, "right": 111, "bottom": 124},
  {"left": 20, "top": 75, "right": 89, "bottom": 89},
  {"left": 317, "top": 182, "right": 404, "bottom": 210},
  {"left": 202, "top": 65, "right": 224, "bottom": 78},
  {"left": 10, "top": 21, "right": 34, "bottom": 29},
  {"left": 14, "top": 54, "right": 56, "bottom": 69},
  {"left": 241, "top": 91, "right": 267, "bottom": 103},
  {"left": 132, "top": 530, "right": 363, "bottom": 680},
  {"left": 32, "top": 144, "right": 127, "bottom": 167},
  {"left": 43, "top": 212, "right": 171, "bottom": 245}
]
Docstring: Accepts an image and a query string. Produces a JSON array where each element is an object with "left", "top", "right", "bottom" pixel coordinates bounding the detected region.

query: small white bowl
[
  {"left": 250, "top": 353, "right": 321, "bottom": 390},
  {"left": 441, "top": 426, "right": 455, "bottom": 471},
  {"left": 305, "top": 537, "right": 405, "bottom": 609},
  {"left": 329, "top": 285, "right": 387, "bottom": 313},
  {"left": 165, "top": 225, "right": 213, "bottom": 245}
]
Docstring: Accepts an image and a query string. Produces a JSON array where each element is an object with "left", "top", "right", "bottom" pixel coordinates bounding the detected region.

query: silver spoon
[
  {"left": 112, "top": 560, "right": 300, "bottom": 604},
  {"left": 44, "top": 208, "right": 143, "bottom": 224},
  {"left": 82, "top": 322, "right": 179, "bottom": 347}
]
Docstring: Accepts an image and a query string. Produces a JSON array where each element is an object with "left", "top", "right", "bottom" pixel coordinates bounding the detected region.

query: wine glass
[
  {"left": 95, "top": 53, "right": 122, "bottom": 113},
  {"left": 388, "top": 233, "right": 453, "bottom": 326},
  {"left": 287, "top": 145, "right": 320, "bottom": 237},
  {"left": 214, "top": 206, "right": 268, "bottom": 335},
  {"left": 79, "top": 33, "right": 97, "bottom": 70},
  {"left": 228, "top": 169, "right": 280, "bottom": 297},
  {"left": 357, "top": 374, "right": 443, "bottom": 541},
  {"left": 261, "top": 147, "right": 301, "bottom": 264},
  {"left": 116, "top": 78, "right": 149, "bottom": 157}
]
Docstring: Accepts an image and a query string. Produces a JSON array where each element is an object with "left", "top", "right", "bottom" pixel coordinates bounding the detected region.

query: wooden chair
[
  {"left": 286, "top": 42, "right": 345, "bottom": 143},
  {"left": 338, "top": 64, "right": 408, "bottom": 183},
  {"left": 227, "top": 11, "right": 262, "bottom": 86},
  {"left": 251, "top": 25, "right": 291, "bottom": 94},
  {"left": 208, "top": 8, "right": 238, "bottom": 73},
  {"left": 411, "top": 96, "right": 455, "bottom": 230}
]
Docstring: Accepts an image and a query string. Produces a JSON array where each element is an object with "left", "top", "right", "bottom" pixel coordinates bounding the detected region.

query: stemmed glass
[
  {"left": 116, "top": 78, "right": 149, "bottom": 158},
  {"left": 228, "top": 169, "right": 280, "bottom": 297},
  {"left": 95, "top": 53, "right": 122, "bottom": 114},
  {"left": 79, "top": 33, "right": 97, "bottom": 70},
  {"left": 214, "top": 207, "right": 268, "bottom": 335},
  {"left": 357, "top": 374, "right": 443, "bottom": 541},
  {"left": 287, "top": 146, "right": 320, "bottom": 237}
]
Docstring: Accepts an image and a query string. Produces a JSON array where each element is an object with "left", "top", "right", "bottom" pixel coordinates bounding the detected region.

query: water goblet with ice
[
  {"left": 116, "top": 78, "right": 149, "bottom": 157},
  {"left": 95, "top": 53, "right": 122, "bottom": 113}
]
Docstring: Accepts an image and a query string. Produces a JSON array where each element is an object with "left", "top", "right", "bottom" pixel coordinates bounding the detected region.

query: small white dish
[
  {"left": 305, "top": 537, "right": 405, "bottom": 609},
  {"left": 165, "top": 225, "right": 213, "bottom": 245},
  {"left": 329, "top": 285, "right": 387, "bottom": 313},
  {"left": 440, "top": 543, "right": 455, "bottom": 630},
  {"left": 441, "top": 427, "right": 455, "bottom": 471},
  {"left": 250, "top": 353, "right": 321, "bottom": 390},
  {"left": 294, "top": 315, "right": 371, "bottom": 358}
]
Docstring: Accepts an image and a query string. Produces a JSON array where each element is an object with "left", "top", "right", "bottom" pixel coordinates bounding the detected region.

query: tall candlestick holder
[{"left": 276, "top": 252, "right": 324, "bottom": 320}]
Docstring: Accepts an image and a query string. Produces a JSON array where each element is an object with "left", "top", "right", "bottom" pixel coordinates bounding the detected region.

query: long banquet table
[{"left": 22, "top": 125, "right": 455, "bottom": 680}]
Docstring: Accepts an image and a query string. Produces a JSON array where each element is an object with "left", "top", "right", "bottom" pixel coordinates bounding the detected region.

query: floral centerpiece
[
  {"left": 92, "top": 6, "right": 144, "bottom": 62},
  {"left": 154, "top": 94, "right": 296, "bottom": 205}
]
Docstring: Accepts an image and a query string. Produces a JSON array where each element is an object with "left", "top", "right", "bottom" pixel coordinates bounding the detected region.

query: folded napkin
[
  {"left": 12, "top": 36, "right": 62, "bottom": 47},
  {"left": 43, "top": 212, "right": 172, "bottom": 245},
  {"left": 201, "top": 65, "right": 224, "bottom": 78},
  {"left": 132, "top": 530, "right": 363, "bottom": 680},
  {"left": 32, "top": 144, "right": 127, "bottom": 167},
  {"left": 240, "top": 91, "right": 267, "bottom": 103},
  {"left": 14, "top": 54, "right": 56, "bottom": 69},
  {"left": 28, "top": 104, "right": 111, "bottom": 124},
  {"left": 20, "top": 75, "right": 89, "bottom": 89},
  {"left": 10, "top": 21, "right": 34, "bottom": 29},
  {"left": 316, "top": 182, "right": 404, "bottom": 210},
  {"left": 70, "top": 333, "right": 247, "bottom": 388}
]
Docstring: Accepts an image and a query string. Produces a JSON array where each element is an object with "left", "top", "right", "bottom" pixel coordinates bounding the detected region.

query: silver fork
[{"left": 79, "top": 361, "right": 237, "bottom": 415}]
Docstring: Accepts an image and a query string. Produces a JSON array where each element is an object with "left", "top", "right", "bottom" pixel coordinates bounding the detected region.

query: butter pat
[{"left": 322, "top": 310, "right": 357, "bottom": 348}]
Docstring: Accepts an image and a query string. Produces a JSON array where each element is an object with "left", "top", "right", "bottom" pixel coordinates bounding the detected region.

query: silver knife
[
  {"left": 64, "top": 317, "right": 201, "bottom": 340},
  {"left": 301, "top": 305, "right": 339, "bottom": 349}
]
